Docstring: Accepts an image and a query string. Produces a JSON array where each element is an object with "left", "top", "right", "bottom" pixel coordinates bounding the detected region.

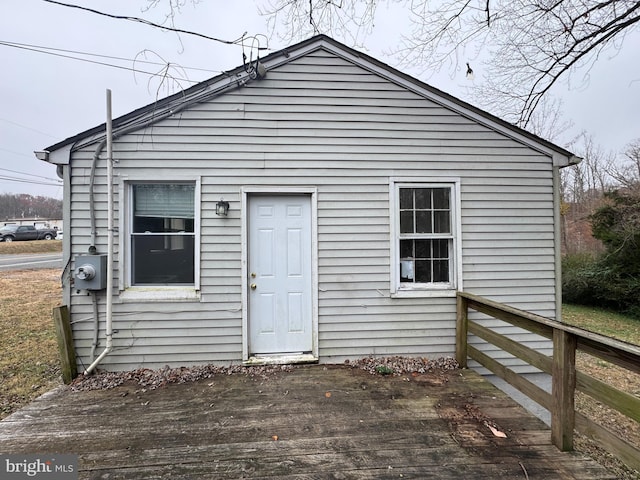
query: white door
[{"left": 248, "top": 195, "right": 313, "bottom": 355}]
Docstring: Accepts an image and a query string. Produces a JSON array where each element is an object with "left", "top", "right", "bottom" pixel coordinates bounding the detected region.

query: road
[{"left": 0, "top": 253, "right": 63, "bottom": 271}]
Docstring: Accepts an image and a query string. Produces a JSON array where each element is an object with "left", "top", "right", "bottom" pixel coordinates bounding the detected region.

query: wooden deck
[{"left": 0, "top": 366, "right": 615, "bottom": 479}]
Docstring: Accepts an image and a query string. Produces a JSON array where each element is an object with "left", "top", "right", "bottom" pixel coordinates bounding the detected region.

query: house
[{"left": 37, "top": 35, "right": 579, "bottom": 373}]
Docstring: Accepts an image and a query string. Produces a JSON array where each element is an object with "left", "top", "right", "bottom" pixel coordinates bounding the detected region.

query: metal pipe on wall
[{"left": 84, "top": 89, "right": 114, "bottom": 375}]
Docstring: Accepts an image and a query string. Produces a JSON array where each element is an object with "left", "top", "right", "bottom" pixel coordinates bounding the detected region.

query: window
[
  {"left": 392, "top": 181, "right": 458, "bottom": 294},
  {"left": 130, "top": 183, "right": 196, "bottom": 286}
]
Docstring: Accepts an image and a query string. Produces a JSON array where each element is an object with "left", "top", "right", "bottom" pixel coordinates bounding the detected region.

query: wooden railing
[{"left": 456, "top": 291, "right": 640, "bottom": 471}]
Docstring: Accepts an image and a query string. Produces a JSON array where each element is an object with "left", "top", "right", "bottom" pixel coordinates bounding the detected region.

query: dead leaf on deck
[
  {"left": 487, "top": 423, "right": 507, "bottom": 438},
  {"left": 271, "top": 435, "right": 279, "bottom": 441},
  {"left": 325, "top": 391, "right": 332, "bottom": 398}
]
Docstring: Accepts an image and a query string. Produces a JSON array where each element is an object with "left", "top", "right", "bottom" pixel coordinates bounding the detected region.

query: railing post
[
  {"left": 456, "top": 293, "right": 468, "bottom": 368},
  {"left": 551, "top": 328, "right": 577, "bottom": 451},
  {"left": 52, "top": 305, "right": 77, "bottom": 384}
]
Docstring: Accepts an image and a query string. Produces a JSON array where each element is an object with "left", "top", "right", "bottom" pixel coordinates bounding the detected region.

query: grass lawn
[
  {"left": 0, "top": 240, "right": 63, "bottom": 420},
  {"left": 0, "top": 269, "right": 62, "bottom": 420},
  {"left": 563, "top": 303, "right": 640, "bottom": 345},
  {"left": 0, "top": 239, "right": 62, "bottom": 255}
]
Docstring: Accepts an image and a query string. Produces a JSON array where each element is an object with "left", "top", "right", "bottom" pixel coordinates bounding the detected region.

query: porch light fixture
[{"left": 216, "top": 198, "right": 230, "bottom": 216}]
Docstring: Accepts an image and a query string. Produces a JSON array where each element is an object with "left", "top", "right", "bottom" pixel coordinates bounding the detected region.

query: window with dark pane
[
  {"left": 131, "top": 183, "right": 195, "bottom": 285},
  {"left": 399, "top": 188, "right": 450, "bottom": 234},
  {"left": 398, "top": 187, "right": 452, "bottom": 286},
  {"left": 399, "top": 239, "right": 450, "bottom": 283}
]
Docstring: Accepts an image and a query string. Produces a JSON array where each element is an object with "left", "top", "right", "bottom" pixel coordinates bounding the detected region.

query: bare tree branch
[
  {"left": 485, "top": 0, "right": 491, "bottom": 27},
  {"left": 608, "top": 138, "right": 640, "bottom": 191},
  {"left": 259, "top": 0, "right": 381, "bottom": 47}
]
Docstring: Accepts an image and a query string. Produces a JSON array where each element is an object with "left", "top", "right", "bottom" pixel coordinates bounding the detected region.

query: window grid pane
[
  {"left": 400, "top": 211, "right": 414, "bottom": 233},
  {"left": 399, "top": 188, "right": 451, "bottom": 235},
  {"left": 399, "top": 238, "right": 451, "bottom": 283},
  {"left": 398, "top": 186, "right": 453, "bottom": 286}
]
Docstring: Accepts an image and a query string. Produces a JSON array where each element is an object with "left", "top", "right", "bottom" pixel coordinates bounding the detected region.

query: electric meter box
[{"left": 74, "top": 254, "right": 107, "bottom": 290}]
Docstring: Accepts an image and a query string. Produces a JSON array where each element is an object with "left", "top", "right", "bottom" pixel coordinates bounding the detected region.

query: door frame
[{"left": 241, "top": 186, "right": 319, "bottom": 363}]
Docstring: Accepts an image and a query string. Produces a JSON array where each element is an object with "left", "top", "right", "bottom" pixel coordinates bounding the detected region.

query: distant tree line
[
  {"left": 0, "top": 194, "right": 62, "bottom": 221},
  {"left": 561, "top": 138, "right": 640, "bottom": 316}
]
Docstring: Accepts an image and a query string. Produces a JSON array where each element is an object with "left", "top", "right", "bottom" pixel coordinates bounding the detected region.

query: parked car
[{"left": 0, "top": 224, "right": 58, "bottom": 242}]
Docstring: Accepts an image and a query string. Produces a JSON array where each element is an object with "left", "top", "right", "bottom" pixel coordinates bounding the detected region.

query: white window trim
[
  {"left": 389, "top": 177, "right": 462, "bottom": 298},
  {"left": 117, "top": 176, "right": 201, "bottom": 302}
]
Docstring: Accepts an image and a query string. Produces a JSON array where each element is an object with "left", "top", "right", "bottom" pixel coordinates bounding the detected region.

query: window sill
[
  {"left": 117, "top": 287, "right": 200, "bottom": 303},
  {"left": 391, "top": 289, "right": 457, "bottom": 299}
]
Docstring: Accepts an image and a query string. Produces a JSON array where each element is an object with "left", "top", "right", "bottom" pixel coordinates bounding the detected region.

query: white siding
[{"left": 66, "top": 48, "right": 557, "bottom": 371}]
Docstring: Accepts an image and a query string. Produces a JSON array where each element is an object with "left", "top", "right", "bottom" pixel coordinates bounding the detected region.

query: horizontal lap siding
[{"left": 67, "top": 48, "right": 556, "bottom": 370}]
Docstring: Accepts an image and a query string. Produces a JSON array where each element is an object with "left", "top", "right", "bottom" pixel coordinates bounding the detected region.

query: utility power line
[
  {"left": 0, "top": 118, "right": 58, "bottom": 139},
  {"left": 0, "top": 175, "right": 62, "bottom": 187},
  {"left": 0, "top": 41, "right": 200, "bottom": 84},
  {"left": 0, "top": 167, "right": 61, "bottom": 183},
  {"left": 0, "top": 147, "right": 43, "bottom": 159},
  {"left": 0, "top": 40, "right": 222, "bottom": 75}
]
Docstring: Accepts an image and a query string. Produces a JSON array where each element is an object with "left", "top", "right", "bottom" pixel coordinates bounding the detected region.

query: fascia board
[{"left": 44, "top": 144, "right": 72, "bottom": 166}]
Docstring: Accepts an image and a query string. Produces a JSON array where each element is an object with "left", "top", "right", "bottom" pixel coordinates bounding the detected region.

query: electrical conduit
[
  {"left": 82, "top": 70, "right": 267, "bottom": 373},
  {"left": 84, "top": 89, "right": 114, "bottom": 375}
]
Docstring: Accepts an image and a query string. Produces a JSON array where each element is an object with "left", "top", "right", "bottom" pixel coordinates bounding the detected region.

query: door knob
[{"left": 250, "top": 283, "right": 257, "bottom": 290}]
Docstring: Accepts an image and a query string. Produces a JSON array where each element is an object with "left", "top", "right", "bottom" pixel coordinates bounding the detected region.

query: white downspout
[{"left": 84, "top": 89, "right": 114, "bottom": 375}]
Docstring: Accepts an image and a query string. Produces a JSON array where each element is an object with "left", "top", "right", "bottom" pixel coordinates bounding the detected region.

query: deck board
[{"left": 0, "top": 366, "right": 615, "bottom": 479}]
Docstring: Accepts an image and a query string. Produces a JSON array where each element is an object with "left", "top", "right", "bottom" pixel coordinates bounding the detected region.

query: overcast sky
[{"left": 2, "top": 1, "right": 639, "bottom": 200}]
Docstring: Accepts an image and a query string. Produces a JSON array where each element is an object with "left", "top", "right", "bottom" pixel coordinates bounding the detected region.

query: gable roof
[{"left": 40, "top": 34, "right": 579, "bottom": 167}]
